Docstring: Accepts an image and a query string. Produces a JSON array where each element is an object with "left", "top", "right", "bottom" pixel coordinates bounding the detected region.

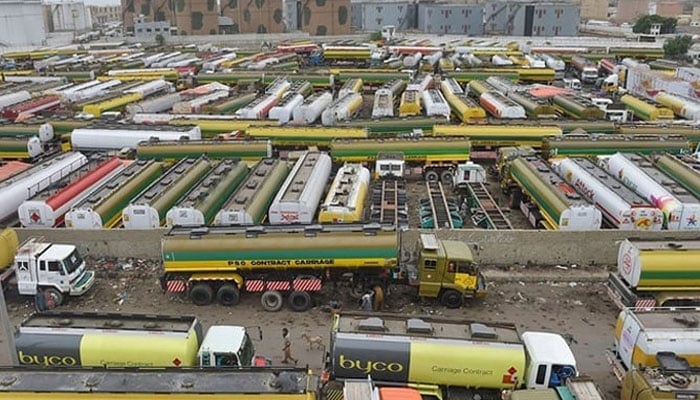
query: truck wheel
[
  {"left": 43, "top": 288, "right": 64, "bottom": 309},
  {"left": 425, "top": 170, "right": 439, "bottom": 182},
  {"left": 440, "top": 170, "right": 453, "bottom": 185},
  {"left": 261, "top": 291, "right": 283, "bottom": 312},
  {"left": 190, "top": 283, "right": 213, "bottom": 306},
  {"left": 440, "top": 289, "right": 463, "bottom": 309},
  {"left": 216, "top": 284, "right": 240, "bottom": 306},
  {"left": 288, "top": 291, "right": 312, "bottom": 312}
]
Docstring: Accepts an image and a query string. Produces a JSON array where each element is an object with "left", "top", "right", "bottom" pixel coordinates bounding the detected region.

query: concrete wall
[
  {"left": 615, "top": 0, "right": 649, "bottom": 23},
  {"left": 16, "top": 228, "right": 700, "bottom": 267}
]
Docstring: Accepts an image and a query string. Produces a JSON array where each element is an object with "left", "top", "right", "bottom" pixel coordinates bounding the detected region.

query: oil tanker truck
[
  {"left": 160, "top": 225, "right": 486, "bottom": 311},
  {"left": 14, "top": 311, "right": 269, "bottom": 368},
  {"left": 0, "top": 366, "right": 317, "bottom": 399},
  {"left": 608, "top": 307, "right": 700, "bottom": 400},
  {"left": 323, "top": 312, "right": 579, "bottom": 400},
  {"left": 607, "top": 238, "right": 700, "bottom": 309},
  {"left": 0, "top": 228, "right": 94, "bottom": 307}
]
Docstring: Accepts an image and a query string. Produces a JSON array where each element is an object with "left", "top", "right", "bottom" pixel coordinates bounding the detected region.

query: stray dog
[{"left": 301, "top": 333, "right": 324, "bottom": 350}]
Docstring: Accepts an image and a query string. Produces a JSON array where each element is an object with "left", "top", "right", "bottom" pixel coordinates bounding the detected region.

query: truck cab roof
[
  {"left": 199, "top": 325, "right": 247, "bottom": 354},
  {"left": 38, "top": 244, "right": 75, "bottom": 260},
  {"left": 420, "top": 234, "right": 473, "bottom": 262},
  {"left": 521, "top": 332, "right": 576, "bottom": 368}
]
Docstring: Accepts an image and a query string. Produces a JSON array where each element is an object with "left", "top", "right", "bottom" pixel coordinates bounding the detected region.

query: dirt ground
[{"left": 3, "top": 258, "right": 620, "bottom": 399}]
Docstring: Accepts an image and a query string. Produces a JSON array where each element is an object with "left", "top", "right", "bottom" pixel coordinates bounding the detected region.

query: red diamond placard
[
  {"left": 508, "top": 366, "right": 517, "bottom": 374},
  {"left": 172, "top": 358, "right": 181, "bottom": 367}
]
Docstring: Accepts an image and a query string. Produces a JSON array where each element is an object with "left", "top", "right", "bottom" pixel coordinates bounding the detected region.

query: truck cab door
[
  {"left": 15, "top": 260, "right": 37, "bottom": 295},
  {"left": 37, "top": 259, "right": 66, "bottom": 290},
  {"left": 417, "top": 257, "right": 442, "bottom": 298}
]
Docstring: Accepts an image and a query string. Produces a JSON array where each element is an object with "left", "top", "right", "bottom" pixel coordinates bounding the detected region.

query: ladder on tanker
[
  {"left": 422, "top": 181, "right": 460, "bottom": 229},
  {"left": 370, "top": 178, "right": 407, "bottom": 228},
  {"left": 466, "top": 182, "right": 512, "bottom": 230}
]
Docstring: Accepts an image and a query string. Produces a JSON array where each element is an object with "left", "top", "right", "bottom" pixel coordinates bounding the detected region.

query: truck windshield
[
  {"left": 238, "top": 333, "right": 255, "bottom": 366},
  {"left": 62, "top": 250, "right": 83, "bottom": 274}
]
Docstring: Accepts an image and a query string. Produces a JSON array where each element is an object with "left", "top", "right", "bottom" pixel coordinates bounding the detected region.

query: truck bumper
[
  {"left": 69, "top": 270, "right": 95, "bottom": 296},
  {"left": 606, "top": 273, "right": 636, "bottom": 309}
]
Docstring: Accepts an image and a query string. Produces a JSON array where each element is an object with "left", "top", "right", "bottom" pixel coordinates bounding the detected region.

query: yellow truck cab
[{"left": 415, "top": 233, "right": 485, "bottom": 308}]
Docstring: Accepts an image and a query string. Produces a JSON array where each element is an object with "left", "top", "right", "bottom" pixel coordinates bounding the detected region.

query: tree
[
  {"left": 633, "top": 15, "right": 677, "bottom": 34},
  {"left": 155, "top": 34, "right": 165, "bottom": 47},
  {"left": 664, "top": 35, "right": 692, "bottom": 59}
]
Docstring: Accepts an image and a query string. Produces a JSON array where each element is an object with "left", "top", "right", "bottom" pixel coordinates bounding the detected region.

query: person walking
[{"left": 281, "top": 328, "right": 298, "bottom": 365}]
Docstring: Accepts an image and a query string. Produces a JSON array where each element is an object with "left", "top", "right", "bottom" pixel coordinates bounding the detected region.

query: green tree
[
  {"left": 664, "top": 35, "right": 692, "bottom": 59},
  {"left": 633, "top": 15, "right": 677, "bottom": 34},
  {"left": 155, "top": 33, "right": 165, "bottom": 46}
]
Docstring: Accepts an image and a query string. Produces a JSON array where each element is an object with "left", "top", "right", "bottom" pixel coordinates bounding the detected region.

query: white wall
[
  {"left": 0, "top": 0, "right": 46, "bottom": 46},
  {"left": 50, "top": 2, "right": 93, "bottom": 32}
]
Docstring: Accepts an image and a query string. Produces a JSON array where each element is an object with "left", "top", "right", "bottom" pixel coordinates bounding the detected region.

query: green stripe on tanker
[
  {"left": 654, "top": 154, "right": 700, "bottom": 198},
  {"left": 542, "top": 135, "right": 690, "bottom": 158},
  {"left": 136, "top": 140, "right": 271, "bottom": 161},
  {"left": 330, "top": 137, "right": 470, "bottom": 162},
  {"left": 337, "top": 117, "right": 447, "bottom": 135},
  {"left": 199, "top": 161, "right": 249, "bottom": 225},
  {"left": 162, "top": 231, "right": 398, "bottom": 270},
  {"left": 97, "top": 161, "right": 164, "bottom": 227},
  {"left": 510, "top": 158, "right": 563, "bottom": 226}
]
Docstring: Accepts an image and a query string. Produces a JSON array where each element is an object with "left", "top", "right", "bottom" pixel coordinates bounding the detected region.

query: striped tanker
[
  {"left": 122, "top": 157, "right": 213, "bottom": 229},
  {"left": 653, "top": 154, "right": 700, "bottom": 199},
  {"left": 330, "top": 137, "right": 471, "bottom": 163},
  {"left": 136, "top": 139, "right": 272, "bottom": 161},
  {"left": 543, "top": 134, "right": 690, "bottom": 158},
  {"left": 433, "top": 125, "right": 562, "bottom": 148},
  {"left": 214, "top": 159, "right": 290, "bottom": 226},
  {"left": 507, "top": 156, "right": 602, "bottom": 230},
  {"left": 18, "top": 157, "right": 126, "bottom": 227},
  {"left": 318, "top": 163, "right": 370, "bottom": 224},
  {"left": 165, "top": 159, "right": 249, "bottom": 227},
  {"left": 65, "top": 159, "right": 164, "bottom": 229}
]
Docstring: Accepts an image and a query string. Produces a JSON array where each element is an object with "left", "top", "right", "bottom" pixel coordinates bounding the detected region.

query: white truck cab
[
  {"left": 375, "top": 152, "right": 405, "bottom": 179},
  {"left": 563, "top": 78, "right": 582, "bottom": 91},
  {"left": 453, "top": 162, "right": 486, "bottom": 187},
  {"left": 197, "top": 325, "right": 268, "bottom": 367},
  {"left": 522, "top": 332, "right": 578, "bottom": 389},
  {"left": 0, "top": 229, "right": 94, "bottom": 306}
]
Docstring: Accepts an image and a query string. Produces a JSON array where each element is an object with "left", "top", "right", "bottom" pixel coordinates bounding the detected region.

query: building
[
  {"left": 616, "top": 0, "right": 649, "bottom": 23},
  {"left": 296, "top": 0, "right": 351, "bottom": 35},
  {"left": 90, "top": 5, "right": 121, "bottom": 25},
  {"left": 579, "top": 0, "right": 607, "bottom": 21},
  {"left": 122, "top": 0, "right": 218, "bottom": 35},
  {"left": 485, "top": 2, "right": 579, "bottom": 36},
  {"left": 133, "top": 14, "right": 172, "bottom": 38},
  {"left": 43, "top": 1, "right": 93, "bottom": 32},
  {"left": 221, "top": 0, "right": 284, "bottom": 34},
  {"left": 652, "top": 1, "right": 684, "bottom": 18},
  {"left": 417, "top": 4, "right": 483, "bottom": 35},
  {"left": 351, "top": 1, "right": 415, "bottom": 31},
  {"left": 0, "top": 0, "right": 46, "bottom": 46}
]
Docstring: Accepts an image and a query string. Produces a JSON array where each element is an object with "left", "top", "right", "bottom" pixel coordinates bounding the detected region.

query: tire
[
  {"left": 43, "top": 287, "right": 64, "bottom": 309},
  {"left": 440, "top": 170, "right": 453, "bottom": 185},
  {"left": 288, "top": 291, "right": 312, "bottom": 312},
  {"left": 440, "top": 289, "right": 463, "bottom": 309},
  {"left": 190, "top": 283, "right": 214, "bottom": 306},
  {"left": 216, "top": 284, "right": 240, "bottom": 306},
  {"left": 425, "top": 170, "right": 439, "bottom": 182},
  {"left": 261, "top": 291, "right": 283, "bottom": 312}
]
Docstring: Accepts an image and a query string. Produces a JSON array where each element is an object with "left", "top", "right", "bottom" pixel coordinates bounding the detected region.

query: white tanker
[
  {"left": 599, "top": 153, "right": 700, "bottom": 230},
  {"left": 553, "top": 158, "right": 663, "bottom": 231}
]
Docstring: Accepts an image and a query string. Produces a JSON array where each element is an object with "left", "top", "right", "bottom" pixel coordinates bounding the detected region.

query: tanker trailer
[
  {"left": 607, "top": 239, "right": 700, "bottom": 308},
  {"left": 160, "top": 227, "right": 486, "bottom": 310},
  {"left": 325, "top": 312, "right": 578, "bottom": 399}
]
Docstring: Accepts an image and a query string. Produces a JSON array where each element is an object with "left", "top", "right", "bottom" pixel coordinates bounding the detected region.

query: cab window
[
  {"left": 215, "top": 353, "right": 239, "bottom": 367},
  {"left": 48, "top": 261, "right": 62, "bottom": 274},
  {"left": 424, "top": 259, "right": 437, "bottom": 270},
  {"left": 535, "top": 364, "right": 547, "bottom": 385},
  {"left": 456, "top": 262, "right": 474, "bottom": 274}
]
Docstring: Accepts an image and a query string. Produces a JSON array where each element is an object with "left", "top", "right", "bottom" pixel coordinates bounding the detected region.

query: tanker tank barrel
[{"left": 166, "top": 222, "right": 394, "bottom": 238}]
